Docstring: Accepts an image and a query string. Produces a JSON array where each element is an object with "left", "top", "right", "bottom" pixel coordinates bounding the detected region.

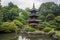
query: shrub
[
  {"left": 46, "top": 13, "right": 55, "bottom": 22},
  {"left": 49, "top": 28, "right": 55, "bottom": 33},
  {"left": 55, "top": 16, "right": 60, "bottom": 22},
  {"left": 43, "top": 22, "right": 52, "bottom": 27},
  {"left": 0, "top": 22, "right": 18, "bottom": 32},
  {"left": 38, "top": 24, "right": 45, "bottom": 30},
  {"left": 25, "top": 25, "right": 35, "bottom": 32},
  {"left": 43, "top": 27, "right": 52, "bottom": 32},
  {"left": 56, "top": 27, "right": 60, "bottom": 31},
  {"left": 13, "top": 20, "right": 23, "bottom": 28},
  {"left": 39, "top": 15, "right": 45, "bottom": 21},
  {"left": 25, "top": 28, "right": 35, "bottom": 32}
]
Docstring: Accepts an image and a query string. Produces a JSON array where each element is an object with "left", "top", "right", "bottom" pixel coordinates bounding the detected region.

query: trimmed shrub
[
  {"left": 13, "top": 20, "right": 23, "bottom": 28},
  {"left": 46, "top": 13, "right": 55, "bottom": 22},
  {"left": 43, "top": 22, "right": 52, "bottom": 27},
  {"left": 0, "top": 22, "right": 18, "bottom": 32},
  {"left": 38, "top": 24, "right": 45, "bottom": 30},
  {"left": 55, "top": 16, "right": 60, "bottom": 22},
  {"left": 43, "top": 27, "right": 52, "bottom": 32},
  {"left": 25, "top": 25, "right": 35, "bottom": 32}
]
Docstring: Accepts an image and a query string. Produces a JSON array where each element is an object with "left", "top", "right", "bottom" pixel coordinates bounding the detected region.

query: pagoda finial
[{"left": 33, "top": 3, "right": 35, "bottom": 8}]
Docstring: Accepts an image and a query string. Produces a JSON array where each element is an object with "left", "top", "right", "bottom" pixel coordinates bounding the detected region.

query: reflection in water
[
  {"left": 18, "top": 36, "right": 30, "bottom": 40},
  {"left": 0, "top": 33, "right": 54, "bottom": 40}
]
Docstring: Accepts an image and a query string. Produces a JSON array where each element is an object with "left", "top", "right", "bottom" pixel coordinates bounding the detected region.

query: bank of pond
[
  {"left": 0, "top": 31, "right": 60, "bottom": 40},
  {"left": 0, "top": 33, "right": 53, "bottom": 40}
]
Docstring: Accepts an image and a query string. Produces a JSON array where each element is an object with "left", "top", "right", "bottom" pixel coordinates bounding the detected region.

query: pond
[{"left": 0, "top": 33, "right": 54, "bottom": 40}]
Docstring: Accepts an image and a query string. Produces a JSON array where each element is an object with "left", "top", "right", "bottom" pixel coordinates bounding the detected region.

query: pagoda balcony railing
[
  {"left": 29, "top": 13, "right": 39, "bottom": 16},
  {"left": 27, "top": 19, "right": 41, "bottom": 21}
]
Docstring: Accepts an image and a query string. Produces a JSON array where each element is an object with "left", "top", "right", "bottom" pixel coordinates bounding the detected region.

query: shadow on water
[{"left": 0, "top": 33, "right": 54, "bottom": 40}]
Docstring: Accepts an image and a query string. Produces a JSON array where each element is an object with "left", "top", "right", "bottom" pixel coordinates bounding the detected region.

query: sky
[{"left": 1, "top": 0, "right": 60, "bottom": 9}]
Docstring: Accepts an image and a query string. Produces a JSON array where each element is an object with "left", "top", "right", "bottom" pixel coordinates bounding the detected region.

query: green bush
[
  {"left": 25, "top": 25, "right": 35, "bottom": 32},
  {"left": 0, "top": 22, "right": 18, "bottom": 32},
  {"left": 39, "top": 15, "right": 45, "bottom": 21},
  {"left": 43, "top": 27, "right": 52, "bottom": 32},
  {"left": 13, "top": 20, "right": 23, "bottom": 28},
  {"left": 56, "top": 27, "right": 60, "bottom": 31},
  {"left": 46, "top": 13, "right": 55, "bottom": 21},
  {"left": 49, "top": 28, "right": 55, "bottom": 33},
  {"left": 25, "top": 28, "right": 35, "bottom": 32},
  {"left": 38, "top": 24, "right": 45, "bottom": 30},
  {"left": 55, "top": 16, "right": 60, "bottom": 22},
  {"left": 43, "top": 22, "right": 52, "bottom": 27}
]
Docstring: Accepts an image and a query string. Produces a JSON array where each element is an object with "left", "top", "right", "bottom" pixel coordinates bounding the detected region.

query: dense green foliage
[
  {"left": 0, "top": 2, "right": 60, "bottom": 33},
  {"left": 25, "top": 25, "right": 36, "bottom": 32},
  {"left": 38, "top": 2, "right": 60, "bottom": 32},
  {"left": 0, "top": 22, "right": 18, "bottom": 32},
  {"left": 38, "top": 2, "right": 60, "bottom": 16},
  {"left": 43, "top": 27, "right": 52, "bottom": 32}
]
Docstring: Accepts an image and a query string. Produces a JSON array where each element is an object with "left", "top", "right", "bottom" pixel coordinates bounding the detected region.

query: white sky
[{"left": 1, "top": 0, "right": 60, "bottom": 9}]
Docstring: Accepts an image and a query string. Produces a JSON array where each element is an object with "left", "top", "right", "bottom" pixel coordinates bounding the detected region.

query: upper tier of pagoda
[
  {"left": 29, "top": 3, "right": 38, "bottom": 13},
  {"left": 29, "top": 3, "right": 39, "bottom": 17}
]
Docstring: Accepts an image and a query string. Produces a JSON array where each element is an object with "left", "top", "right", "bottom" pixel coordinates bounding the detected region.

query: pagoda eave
[{"left": 27, "top": 20, "right": 41, "bottom": 23}]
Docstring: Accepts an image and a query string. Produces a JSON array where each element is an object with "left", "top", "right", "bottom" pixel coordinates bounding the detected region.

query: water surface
[{"left": 0, "top": 33, "right": 54, "bottom": 40}]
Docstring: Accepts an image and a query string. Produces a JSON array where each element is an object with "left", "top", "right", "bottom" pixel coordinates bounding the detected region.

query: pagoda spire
[{"left": 33, "top": 3, "right": 35, "bottom": 8}]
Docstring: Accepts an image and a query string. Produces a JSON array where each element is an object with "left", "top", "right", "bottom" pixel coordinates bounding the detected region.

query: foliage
[
  {"left": 25, "top": 25, "right": 35, "bottom": 32},
  {"left": 55, "top": 31, "right": 60, "bottom": 36},
  {"left": 38, "top": 24, "right": 45, "bottom": 30},
  {"left": 55, "top": 16, "right": 60, "bottom": 30},
  {"left": 43, "top": 22, "right": 52, "bottom": 27},
  {"left": 2, "top": 2, "right": 20, "bottom": 21},
  {"left": 46, "top": 13, "right": 55, "bottom": 21},
  {"left": 38, "top": 15, "right": 45, "bottom": 21},
  {"left": 38, "top": 2, "right": 59, "bottom": 16},
  {"left": 43, "top": 27, "right": 52, "bottom": 32},
  {"left": 55, "top": 16, "right": 60, "bottom": 22},
  {"left": 0, "top": 22, "right": 18, "bottom": 32},
  {"left": 13, "top": 20, "right": 23, "bottom": 28},
  {"left": 0, "top": 2, "right": 60, "bottom": 33},
  {"left": 0, "top": 11, "right": 3, "bottom": 22},
  {"left": 21, "top": 9, "right": 29, "bottom": 20}
]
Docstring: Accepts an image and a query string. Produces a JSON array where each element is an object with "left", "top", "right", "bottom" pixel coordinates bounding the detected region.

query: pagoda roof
[
  {"left": 30, "top": 3, "right": 38, "bottom": 12},
  {"left": 27, "top": 20, "right": 41, "bottom": 23},
  {"left": 27, "top": 19, "right": 41, "bottom": 22}
]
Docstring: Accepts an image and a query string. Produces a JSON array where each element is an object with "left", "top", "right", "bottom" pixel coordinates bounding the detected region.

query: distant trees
[
  {"left": 2, "top": 2, "right": 20, "bottom": 21},
  {"left": 38, "top": 2, "right": 60, "bottom": 31},
  {"left": 38, "top": 2, "right": 60, "bottom": 16}
]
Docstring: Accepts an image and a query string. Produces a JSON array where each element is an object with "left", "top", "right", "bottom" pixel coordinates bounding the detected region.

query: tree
[
  {"left": 2, "top": 2, "right": 20, "bottom": 21},
  {"left": 21, "top": 9, "right": 30, "bottom": 20},
  {"left": 38, "top": 15, "right": 45, "bottom": 22},
  {"left": 13, "top": 20, "right": 23, "bottom": 28},
  {"left": 46, "top": 13, "right": 55, "bottom": 21},
  {"left": 38, "top": 2, "right": 58, "bottom": 16},
  {"left": 0, "top": 6, "right": 3, "bottom": 22}
]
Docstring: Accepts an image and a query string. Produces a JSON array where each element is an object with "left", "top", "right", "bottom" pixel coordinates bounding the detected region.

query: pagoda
[{"left": 27, "top": 3, "right": 41, "bottom": 27}]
